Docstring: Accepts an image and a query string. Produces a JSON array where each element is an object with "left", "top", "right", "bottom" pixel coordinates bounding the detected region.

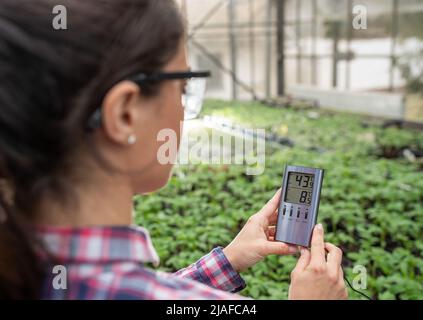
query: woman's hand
[
  {"left": 223, "top": 189, "right": 298, "bottom": 272},
  {"left": 288, "top": 224, "right": 348, "bottom": 300}
]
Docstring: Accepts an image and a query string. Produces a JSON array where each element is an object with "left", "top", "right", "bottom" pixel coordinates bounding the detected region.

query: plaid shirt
[{"left": 37, "top": 225, "right": 247, "bottom": 300}]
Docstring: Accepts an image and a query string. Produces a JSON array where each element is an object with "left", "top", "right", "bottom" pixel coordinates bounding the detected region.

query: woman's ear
[{"left": 100, "top": 81, "right": 141, "bottom": 146}]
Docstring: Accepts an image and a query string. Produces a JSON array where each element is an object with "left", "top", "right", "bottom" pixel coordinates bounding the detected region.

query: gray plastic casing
[{"left": 275, "top": 165, "right": 324, "bottom": 247}]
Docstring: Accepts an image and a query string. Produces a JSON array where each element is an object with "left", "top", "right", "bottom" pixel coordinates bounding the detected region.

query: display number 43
[
  {"left": 295, "top": 175, "right": 314, "bottom": 188},
  {"left": 295, "top": 175, "right": 313, "bottom": 205}
]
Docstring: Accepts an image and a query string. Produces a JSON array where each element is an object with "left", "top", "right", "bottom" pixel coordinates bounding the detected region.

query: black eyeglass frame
[{"left": 87, "top": 70, "right": 211, "bottom": 130}]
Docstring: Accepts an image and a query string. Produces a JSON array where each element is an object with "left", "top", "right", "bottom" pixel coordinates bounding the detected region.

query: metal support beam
[
  {"left": 189, "top": 0, "right": 227, "bottom": 38},
  {"left": 249, "top": 0, "right": 256, "bottom": 98},
  {"left": 265, "top": 0, "right": 273, "bottom": 98},
  {"left": 346, "top": 0, "right": 353, "bottom": 90},
  {"left": 276, "top": 0, "right": 285, "bottom": 96},
  {"left": 311, "top": 0, "right": 317, "bottom": 85},
  {"left": 228, "top": 0, "right": 238, "bottom": 100},
  {"left": 295, "top": 0, "right": 302, "bottom": 84},
  {"left": 389, "top": 0, "right": 399, "bottom": 92},
  {"left": 331, "top": 22, "right": 340, "bottom": 88}
]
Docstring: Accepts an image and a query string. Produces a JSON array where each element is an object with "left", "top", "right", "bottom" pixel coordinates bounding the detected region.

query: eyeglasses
[{"left": 87, "top": 70, "right": 211, "bottom": 130}]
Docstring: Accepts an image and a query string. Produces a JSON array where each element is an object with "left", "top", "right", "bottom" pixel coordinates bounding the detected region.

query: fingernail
[
  {"left": 288, "top": 246, "right": 298, "bottom": 254},
  {"left": 300, "top": 247, "right": 308, "bottom": 255},
  {"left": 316, "top": 223, "right": 323, "bottom": 231}
]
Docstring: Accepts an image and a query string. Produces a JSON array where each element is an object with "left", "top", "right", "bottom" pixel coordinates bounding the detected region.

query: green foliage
[
  {"left": 135, "top": 100, "right": 423, "bottom": 300},
  {"left": 376, "top": 127, "right": 422, "bottom": 150}
]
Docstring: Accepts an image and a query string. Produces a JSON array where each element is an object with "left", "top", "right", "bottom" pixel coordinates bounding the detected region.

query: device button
[
  {"left": 289, "top": 207, "right": 293, "bottom": 217},
  {"left": 282, "top": 206, "right": 286, "bottom": 215},
  {"left": 304, "top": 211, "right": 308, "bottom": 219},
  {"left": 297, "top": 208, "right": 301, "bottom": 218}
]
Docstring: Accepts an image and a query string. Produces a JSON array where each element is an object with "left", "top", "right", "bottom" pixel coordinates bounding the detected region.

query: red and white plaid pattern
[{"left": 37, "top": 225, "right": 247, "bottom": 300}]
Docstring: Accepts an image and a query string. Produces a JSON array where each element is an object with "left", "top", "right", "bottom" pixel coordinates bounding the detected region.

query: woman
[{"left": 0, "top": 0, "right": 347, "bottom": 299}]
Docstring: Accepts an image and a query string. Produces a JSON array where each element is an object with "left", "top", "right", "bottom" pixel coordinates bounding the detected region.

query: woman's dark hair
[{"left": 0, "top": 0, "right": 184, "bottom": 299}]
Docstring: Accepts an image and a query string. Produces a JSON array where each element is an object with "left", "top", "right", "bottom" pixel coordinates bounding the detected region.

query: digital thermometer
[{"left": 275, "top": 165, "right": 324, "bottom": 248}]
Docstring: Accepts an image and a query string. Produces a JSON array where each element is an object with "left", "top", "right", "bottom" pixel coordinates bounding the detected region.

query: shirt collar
[{"left": 36, "top": 225, "right": 160, "bottom": 267}]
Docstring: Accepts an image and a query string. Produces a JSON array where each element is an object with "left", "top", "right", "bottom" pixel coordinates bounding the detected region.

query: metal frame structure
[{"left": 185, "top": 0, "right": 406, "bottom": 101}]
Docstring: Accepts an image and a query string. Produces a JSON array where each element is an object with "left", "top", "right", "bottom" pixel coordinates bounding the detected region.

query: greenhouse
[
  {"left": 137, "top": 0, "right": 423, "bottom": 300},
  {"left": 0, "top": 0, "right": 421, "bottom": 306}
]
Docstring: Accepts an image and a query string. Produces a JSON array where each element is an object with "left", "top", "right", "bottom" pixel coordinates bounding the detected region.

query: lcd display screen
[{"left": 284, "top": 172, "right": 314, "bottom": 205}]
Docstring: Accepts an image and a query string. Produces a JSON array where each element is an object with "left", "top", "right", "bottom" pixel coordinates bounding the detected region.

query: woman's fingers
[
  {"left": 325, "top": 242, "right": 343, "bottom": 278},
  {"left": 263, "top": 240, "right": 298, "bottom": 256},
  {"left": 309, "top": 224, "right": 326, "bottom": 267},
  {"left": 267, "top": 225, "right": 276, "bottom": 238},
  {"left": 259, "top": 189, "right": 281, "bottom": 218},
  {"left": 338, "top": 265, "right": 344, "bottom": 282},
  {"left": 292, "top": 247, "right": 311, "bottom": 273},
  {"left": 325, "top": 243, "right": 343, "bottom": 266},
  {"left": 268, "top": 209, "right": 278, "bottom": 225}
]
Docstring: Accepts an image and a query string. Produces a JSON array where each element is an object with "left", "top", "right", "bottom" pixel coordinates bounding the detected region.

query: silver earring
[{"left": 128, "top": 134, "right": 137, "bottom": 145}]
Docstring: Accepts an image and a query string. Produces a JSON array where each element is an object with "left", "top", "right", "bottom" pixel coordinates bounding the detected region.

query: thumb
[
  {"left": 259, "top": 188, "right": 282, "bottom": 218},
  {"left": 263, "top": 241, "right": 299, "bottom": 256}
]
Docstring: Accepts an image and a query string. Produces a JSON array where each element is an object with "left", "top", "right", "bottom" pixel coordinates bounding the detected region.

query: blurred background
[
  {"left": 136, "top": 0, "right": 423, "bottom": 300},
  {"left": 180, "top": 0, "right": 423, "bottom": 121}
]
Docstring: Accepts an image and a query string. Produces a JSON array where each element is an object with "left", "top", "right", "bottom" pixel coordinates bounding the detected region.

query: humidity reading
[{"left": 284, "top": 172, "right": 314, "bottom": 206}]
